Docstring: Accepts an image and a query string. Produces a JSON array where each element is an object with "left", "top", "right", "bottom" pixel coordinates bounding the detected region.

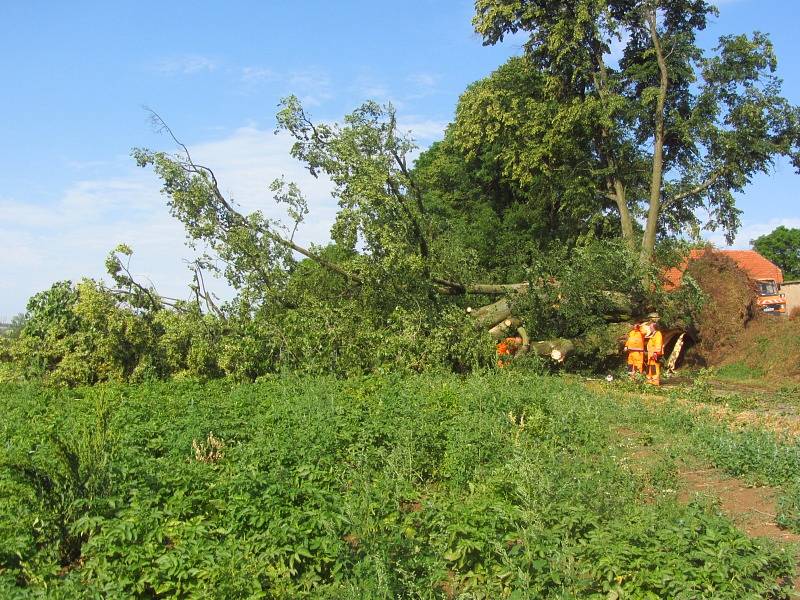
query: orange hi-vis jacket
[
  {"left": 625, "top": 326, "right": 645, "bottom": 370},
  {"left": 646, "top": 330, "right": 663, "bottom": 358},
  {"left": 496, "top": 337, "right": 522, "bottom": 368},
  {"left": 625, "top": 327, "right": 645, "bottom": 352}
]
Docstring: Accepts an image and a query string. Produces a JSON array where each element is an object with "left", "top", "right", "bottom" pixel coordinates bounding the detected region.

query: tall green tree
[
  {"left": 414, "top": 57, "right": 622, "bottom": 280},
  {"left": 473, "top": 0, "right": 800, "bottom": 262},
  {"left": 752, "top": 226, "right": 800, "bottom": 280}
]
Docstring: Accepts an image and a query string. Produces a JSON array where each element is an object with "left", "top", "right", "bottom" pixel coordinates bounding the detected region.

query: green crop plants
[
  {"left": 0, "top": 374, "right": 796, "bottom": 597},
  {"left": 776, "top": 478, "right": 800, "bottom": 533}
]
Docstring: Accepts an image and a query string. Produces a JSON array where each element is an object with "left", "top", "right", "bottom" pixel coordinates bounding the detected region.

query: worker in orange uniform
[
  {"left": 644, "top": 314, "right": 663, "bottom": 386},
  {"left": 624, "top": 323, "right": 645, "bottom": 378},
  {"left": 497, "top": 336, "right": 522, "bottom": 368}
]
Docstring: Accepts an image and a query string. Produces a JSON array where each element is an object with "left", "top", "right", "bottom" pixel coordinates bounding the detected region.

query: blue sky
[{"left": 1, "top": 0, "right": 798, "bottom": 317}]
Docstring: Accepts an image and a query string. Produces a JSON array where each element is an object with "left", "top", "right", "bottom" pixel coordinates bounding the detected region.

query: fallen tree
[{"left": 131, "top": 102, "right": 655, "bottom": 372}]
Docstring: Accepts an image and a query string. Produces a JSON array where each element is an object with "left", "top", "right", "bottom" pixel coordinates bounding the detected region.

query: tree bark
[
  {"left": 612, "top": 179, "right": 635, "bottom": 246},
  {"left": 530, "top": 339, "right": 575, "bottom": 363},
  {"left": 589, "top": 38, "right": 635, "bottom": 248},
  {"left": 642, "top": 10, "right": 669, "bottom": 263},
  {"left": 470, "top": 298, "right": 514, "bottom": 329},
  {"left": 488, "top": 318, "right": 521, "bottom": 340},
  {"left": 435, "top": 279, "right": 530, "bottom": 296},
  {"left": 516, "top": 326, "right": 530, "bottom": 357}
]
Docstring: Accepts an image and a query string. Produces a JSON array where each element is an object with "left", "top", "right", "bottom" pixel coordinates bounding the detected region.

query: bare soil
[
  {"left": 677, "top": 466, "right": 800, "bottom": 543},
  {"left": 617, "top": 425, "right": 800, "bottom": 592}
]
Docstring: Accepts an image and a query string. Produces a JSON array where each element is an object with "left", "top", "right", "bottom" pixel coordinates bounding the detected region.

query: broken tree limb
[
  {"left": 434, "top": 278, "right": 530, "bottom": 296},
  {"left": 469, "top": 291, "right": 632, "bottom": 332},
  {"left": 600, "top": 291, "right": 635, "bottom": 319},
  {"left": 530, "top": 339, "right": 576, "bottom": 363},
  {"left": 489, "top": 318, "right": 522, "bottom": 340},
  {"left": 516, "top": 326, "right": 530, "bottom": 357},
  {"left": 436, "top": 278, "right": 632, "bottom": 314}
]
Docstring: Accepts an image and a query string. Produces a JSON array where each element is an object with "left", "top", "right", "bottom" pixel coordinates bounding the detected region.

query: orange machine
[{"left": 753, "top": 278, "right": 786, "bottom": 315}]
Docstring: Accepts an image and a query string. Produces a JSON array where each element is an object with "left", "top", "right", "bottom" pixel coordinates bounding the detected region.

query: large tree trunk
[
  {"left": 467, "top": 289, "right": 633, "bottom": 329},
  {"left": 641, "top": 10, "right": 669, "bottom": 264}
]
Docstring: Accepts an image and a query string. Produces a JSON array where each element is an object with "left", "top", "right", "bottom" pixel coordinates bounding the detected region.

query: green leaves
[
  {"left": 752, "top": 226, "right": 800, "bottom": 280},
  {"left": 471, "top": 1, "right": 800, "bottom": 257},
  {"left": 1, "top": 374, "right": 795, "bottom": 597}
]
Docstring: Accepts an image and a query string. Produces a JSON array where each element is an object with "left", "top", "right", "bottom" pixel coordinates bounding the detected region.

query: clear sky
[{"left": 1, "top": 1, "right": 798, "bottom": 318}]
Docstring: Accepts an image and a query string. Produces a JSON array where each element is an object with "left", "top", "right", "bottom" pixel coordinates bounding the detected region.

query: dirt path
[
  {"left": 616, "top": 425, "right": 800, "bottom": 594},
  {"left": 616, "top": 425, "right": 799, "bottom": 543},
  {"left": 677, "top": 467, "right": 800, "bottom": 543}
]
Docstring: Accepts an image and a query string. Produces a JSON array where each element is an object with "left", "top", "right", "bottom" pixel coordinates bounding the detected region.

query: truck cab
[{"left": 755, "top": 279, "right": 787, "bottom": 314}]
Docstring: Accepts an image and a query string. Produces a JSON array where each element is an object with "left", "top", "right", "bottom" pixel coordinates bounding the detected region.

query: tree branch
[
  {"left": 662, "top": 170, "right": 726, "bottom": 208},
  {"left": 149, "top": 110, "right": 363, "bottom": 286}
]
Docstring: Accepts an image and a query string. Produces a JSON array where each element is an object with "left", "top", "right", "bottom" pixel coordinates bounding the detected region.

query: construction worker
[
  {"left": 497, "top": 336, "right": 522, "bottom": 368},
  {"left": 644, "top": 313, "right": 663, "bottom": 386},
  {"left": 624, "top": 323, "right": 646, "bottom": 378}
]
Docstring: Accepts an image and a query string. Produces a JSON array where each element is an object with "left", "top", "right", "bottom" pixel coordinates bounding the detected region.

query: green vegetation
[
  {"left": 3, "top": 3, "right": 800, "bottom": 596},
  {"left": 753, "top": 226, "right": 800, "bottom": 280},
  {"left": 715, "top": 362, "right": 766, "bottom": 381},
  {"left": 5, "top": 1, "right": 799, "bottom": 385},
  {"left": 5, "top": 238, "right": 700, "bottom": 386},
  {"left": 1, "top": 374, "right": 797, "bottom": 598}
]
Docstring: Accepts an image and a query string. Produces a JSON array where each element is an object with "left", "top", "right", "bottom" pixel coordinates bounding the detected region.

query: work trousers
[
  {"left": 646, "top": 355, "right": 661, "bottom": 386},
  {"left": 627, "top": 351, "right": 644, "bottom": 377}
]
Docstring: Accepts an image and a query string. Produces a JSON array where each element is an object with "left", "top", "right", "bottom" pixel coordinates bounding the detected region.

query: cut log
[
  {"left": 471, "top": 298, "right": 513, "bottom": 329},
  {"left": 489, "top": 317, "right": 522, "bottom": 340},
  {"left": 530, "top": 339, "right": 575, "bottom": 363}
]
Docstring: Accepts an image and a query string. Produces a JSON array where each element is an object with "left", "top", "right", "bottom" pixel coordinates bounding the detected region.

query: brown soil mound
[{"left": 684, "top": 251, "right": 757, "bottom": 364}]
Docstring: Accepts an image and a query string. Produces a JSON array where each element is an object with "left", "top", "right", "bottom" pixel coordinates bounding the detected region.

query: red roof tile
[
  {"left": 662, "top": 249, "right": 709, "bottom": 290},
  {"left": 718, "top": 250, "right": 783, "bottom": 284}
]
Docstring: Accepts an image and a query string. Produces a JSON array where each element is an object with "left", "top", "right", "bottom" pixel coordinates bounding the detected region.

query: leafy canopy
[
  {"left": 752, "top": 226, "right": 800, "bottom": 280},
  {"left": 473, "top": 0, "right": 800, "bottom": 259}
]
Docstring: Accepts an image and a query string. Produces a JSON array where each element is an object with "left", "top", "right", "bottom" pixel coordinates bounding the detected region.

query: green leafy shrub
[
  {"left": 4, "top": 393, "right": 117, "bottom": 571},
  {"left": 1, "top": 374, "right": 793, "bottom": 597},
  {"left": 776, "top": 478, "right": 800, "bottom": 533}
]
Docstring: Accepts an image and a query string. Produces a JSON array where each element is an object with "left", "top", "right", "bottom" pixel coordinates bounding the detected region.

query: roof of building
[
  {"left": 719, "top": 250, "right": 783, "bottom": 284},
  {"left": 663, "top": 248, "right": 783, "bottom": 289}
]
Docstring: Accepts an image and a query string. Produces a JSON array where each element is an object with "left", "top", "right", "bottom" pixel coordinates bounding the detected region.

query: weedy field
[{"left": 1, "top": 373, "right": 799, "bottom": 598}]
